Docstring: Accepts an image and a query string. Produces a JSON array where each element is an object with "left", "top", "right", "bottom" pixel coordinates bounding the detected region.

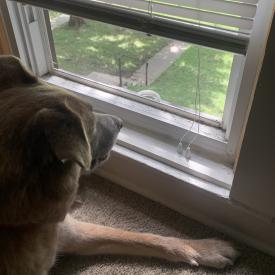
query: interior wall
[{"left": 230, "top": 9, "right": 275, "bottom": 218}]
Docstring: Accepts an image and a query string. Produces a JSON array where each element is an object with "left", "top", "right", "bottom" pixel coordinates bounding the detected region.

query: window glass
[{"left": 49, "top": 11, "right": 234, "bottom": 118}]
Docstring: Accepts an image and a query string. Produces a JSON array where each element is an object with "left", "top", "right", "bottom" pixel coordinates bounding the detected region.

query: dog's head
[
  {"left": 27, "top": 98, "right": 122, "bottom": 172},
  {"left": 0, "top": 56, "right": 122, "bottom": 225},
  {"left": 22, "top": 92, "right": 123, "bottom": 223}
]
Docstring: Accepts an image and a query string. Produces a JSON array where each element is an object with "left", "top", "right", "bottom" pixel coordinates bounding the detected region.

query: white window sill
[
  {"left": 106, "top": 144, "right": 230, "bottom": 198},
  {"left": 117, "top": 127, "right": 232, "bottom": 189},
  {"left": 43, "top": 74, "right": 233, "bottom": 194}
]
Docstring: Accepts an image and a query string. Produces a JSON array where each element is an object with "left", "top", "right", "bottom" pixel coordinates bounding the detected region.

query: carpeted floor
[{"left": 51, "top": 175, "right": 275, "bottom": 275}]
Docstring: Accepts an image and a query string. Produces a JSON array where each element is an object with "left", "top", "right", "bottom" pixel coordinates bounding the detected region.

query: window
[
  {"left": 48, "top": 13, "right": 235, "bottom": 120},
  {"left": 2, "top": 0, "right": 273, "bottom": 190},
  {"left": 12, "top": 0, "right": 254, "bottom": 123}
]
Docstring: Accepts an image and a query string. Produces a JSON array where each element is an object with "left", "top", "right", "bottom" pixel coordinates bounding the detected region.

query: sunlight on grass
[
  {"left": 86, "top": 46, "right": 98, "bottom": 52},
  {"left": 118, "top": 42, "right": 129, "bottom": 49},
  {"left": 134, "top": 40, "right": 146, "bottom": 48},
  {"left": 52, "top": 20, "right": 169, "bottom": 76},
  {"left": 178, "top": 61, "right": 185, "bottom": 67},
  {"left": 102, "top": 35, "right": 124, "bottom": 42}
]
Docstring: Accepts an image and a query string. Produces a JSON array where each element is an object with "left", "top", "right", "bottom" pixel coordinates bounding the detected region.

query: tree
[{"left": 68, "top": 16, "right": 85, "bottom": 28}]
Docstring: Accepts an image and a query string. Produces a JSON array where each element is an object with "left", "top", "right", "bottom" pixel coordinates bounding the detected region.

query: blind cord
[
  {"left": 177, "top": 45, "right": 201, "bottom": 159},
  {"left": 148, "top": 0, "right": 153, "bottom": 19}
]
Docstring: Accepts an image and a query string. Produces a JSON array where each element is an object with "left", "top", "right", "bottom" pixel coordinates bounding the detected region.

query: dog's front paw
[
  {"left": 163, "top": 237, "right": 238, "bottom": 269},
  {"left": 186, "top": 239, "right": 239, "bottom": 269}
]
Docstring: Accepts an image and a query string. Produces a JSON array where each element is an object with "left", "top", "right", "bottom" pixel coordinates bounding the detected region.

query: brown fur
[{"left": 0, "top": 55, "right": 238, "bottom": 275}]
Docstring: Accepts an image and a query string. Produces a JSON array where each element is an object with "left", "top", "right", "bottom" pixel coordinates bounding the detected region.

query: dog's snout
[
  {"left": 94, "top": 113, "right": 123, "bottom": 133},
  {"left": 112, "top": 117, "right": 123, "bottom": 130}
]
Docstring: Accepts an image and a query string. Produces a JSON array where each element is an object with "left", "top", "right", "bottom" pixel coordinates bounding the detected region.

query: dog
[{"left": 0, "top": 55, "right": 238, "bottom": 275}]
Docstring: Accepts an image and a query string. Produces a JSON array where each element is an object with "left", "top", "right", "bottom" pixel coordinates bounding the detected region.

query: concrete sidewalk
[
  {"left": 50, "top": 14, "right": 70, "bottom": 30},
  {"left": 129, "top": 41, "right": 189, "bottom": 85},
  {"left": 86, "top": 41, "right": 189, "bottom": 87}
]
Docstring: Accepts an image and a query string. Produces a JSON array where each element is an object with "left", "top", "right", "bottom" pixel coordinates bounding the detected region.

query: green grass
[
  {"left": 130, "top": 46, "right": 233, "bottom": 117},
  {"left": 52, "top": 20, "right": 169, "bottom": 76},
  {"left": 52, "top": 19, "right": 233, "bottom": 117}
]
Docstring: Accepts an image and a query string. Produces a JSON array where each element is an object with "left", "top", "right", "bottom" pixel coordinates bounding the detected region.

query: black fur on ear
[
  {"left": 0, "top": 55, "right": 37, "bottom": 90},
  {"left": 27, "top": 104, "right": 92, "bottom": 169}
]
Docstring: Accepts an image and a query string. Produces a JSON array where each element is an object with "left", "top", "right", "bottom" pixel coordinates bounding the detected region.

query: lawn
[
  {"left": 130, "top": 46, "right": 233, "bottom": 117},
  {"left": 52, "top": 19, "right": 169, "bottom": 76},
  {"left": 51, "top": 13, "right": 233, "bottom": 117}
]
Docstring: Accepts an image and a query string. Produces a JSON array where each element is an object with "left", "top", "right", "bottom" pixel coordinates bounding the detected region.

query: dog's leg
[{"left": 58, "top": 216, "right": 238, "bottom": 269}]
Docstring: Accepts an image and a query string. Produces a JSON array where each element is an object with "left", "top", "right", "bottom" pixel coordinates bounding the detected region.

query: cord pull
[
  {"left": 185, "top": 146, "right": 192, "bottom": 160},
  {"left": 177, "top": 142, "right": 184, "bottom": 155}
]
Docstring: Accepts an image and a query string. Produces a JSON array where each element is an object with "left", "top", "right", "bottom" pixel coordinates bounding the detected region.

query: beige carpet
[{"left": 51, "top": 175, "right": 275, "bottom": 275}]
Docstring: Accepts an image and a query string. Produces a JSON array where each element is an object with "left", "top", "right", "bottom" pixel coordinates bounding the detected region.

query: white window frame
[{"left": 2, "top": 0, "right": 274, "bottom": 188}]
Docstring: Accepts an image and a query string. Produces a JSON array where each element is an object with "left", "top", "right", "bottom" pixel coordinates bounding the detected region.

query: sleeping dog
[{"left": 0, "top": 56, "right": 237, "bottom": 275}]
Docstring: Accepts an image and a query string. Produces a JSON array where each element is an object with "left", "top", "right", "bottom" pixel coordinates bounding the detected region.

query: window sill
[
  {"left": 43, "top": 74, "right": 233, "bottom": 192},
  {"left": 106, "top": 143, "right": 231, "bottom": 197},
  {"left": 117, "top": 127, "right": 232, "bottom": 190}
]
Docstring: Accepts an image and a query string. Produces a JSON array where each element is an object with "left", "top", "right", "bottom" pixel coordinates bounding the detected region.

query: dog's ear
[
  {"left": 29, "top": 106, "right": 91, "bottom": 169},
  {"left": 0, "top": 55, "right": 37, "bottom": 90}
]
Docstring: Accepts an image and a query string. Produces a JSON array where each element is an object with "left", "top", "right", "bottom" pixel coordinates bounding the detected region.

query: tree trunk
[{"left": 68, "top": 16, "right": 85, "bottom": 28}]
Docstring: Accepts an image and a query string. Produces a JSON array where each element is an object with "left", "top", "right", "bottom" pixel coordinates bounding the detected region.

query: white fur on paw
[
  {"left": 164, "top": 237, "right": 200, "bottom": 265},
  {"left": 187, "top": 239, "right": 239, "bottom": 269}
]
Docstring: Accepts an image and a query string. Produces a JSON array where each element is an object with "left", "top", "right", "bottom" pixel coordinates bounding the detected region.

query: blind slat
[
  {"left": 155, "top": 0, "right": 257, "bottom": 18},
  {"left": 231, "top": 0, "right": 258, "bottom": 4}
]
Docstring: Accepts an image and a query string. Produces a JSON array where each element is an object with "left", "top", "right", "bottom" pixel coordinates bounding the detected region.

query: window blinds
[
  {"left": 99, "top": 0, "right": 257, "bottom": 32},
  {"left": 12, "top": 0, "right": 259, "bottom": 54}
]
